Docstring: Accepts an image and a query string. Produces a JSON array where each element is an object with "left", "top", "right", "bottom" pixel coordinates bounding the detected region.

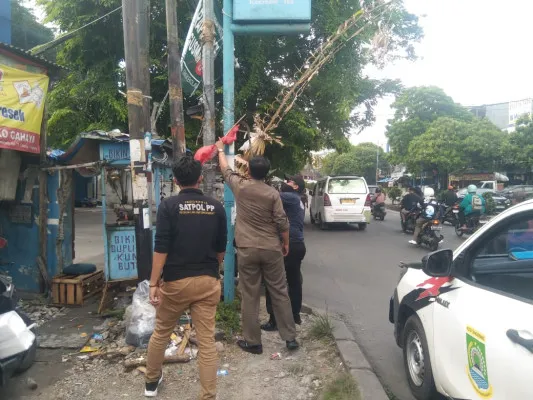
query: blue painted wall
[
  {"left": 0, "top": 164, "right": 73, "bottom": 292},
  {"left": 0, "top": 0, "right": 12, "bottom": 44}
]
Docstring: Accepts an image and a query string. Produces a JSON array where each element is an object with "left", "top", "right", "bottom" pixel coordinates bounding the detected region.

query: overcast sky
[{"left": 352, "top": 0, "right": 533, "bottom": 147}]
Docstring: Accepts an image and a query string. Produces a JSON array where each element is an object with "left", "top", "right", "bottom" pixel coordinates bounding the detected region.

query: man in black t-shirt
[{"left": 144, "top": 156, "right": 227, "bottom": 399}]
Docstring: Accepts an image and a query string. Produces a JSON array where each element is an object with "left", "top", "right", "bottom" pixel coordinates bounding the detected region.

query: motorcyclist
[
  {"left": 374, "top": 187, "right": 385, "bottom": 205},
  {"left": 400, "top": 186, "right": 422, "bottom": 222},
  {"left": 440, "top": 185, "right": 458, "bottom": 220},
  {"left": 459, "top": 184, "right": 485, "bottom": 230},
  {"left": 409, "top": 187, "right": 440, "bottom": 245}
]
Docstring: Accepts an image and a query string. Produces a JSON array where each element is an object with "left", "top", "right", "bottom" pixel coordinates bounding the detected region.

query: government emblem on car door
[{"left": 466, "top": 326, "right": 493, "bottom": 398}]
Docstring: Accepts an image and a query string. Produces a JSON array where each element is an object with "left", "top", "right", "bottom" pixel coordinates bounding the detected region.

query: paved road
[{"left": 302, "top": 210, "right": 464, "bottom": 400}]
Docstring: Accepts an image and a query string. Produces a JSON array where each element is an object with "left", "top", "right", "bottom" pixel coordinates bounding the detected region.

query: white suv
[
  {"left": 309, "top": 176, "right": 371, "bottom": 230},
  {"left": 389, "top": 200, "right": 533, "bottom": 399}
]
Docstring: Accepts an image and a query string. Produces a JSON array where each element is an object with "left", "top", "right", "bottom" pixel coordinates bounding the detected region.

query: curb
[{"left": 331, "top": 318, "right": 389, "bottom": 400}]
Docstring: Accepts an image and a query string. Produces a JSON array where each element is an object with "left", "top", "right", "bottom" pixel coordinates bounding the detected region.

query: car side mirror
[
  {"left": 309, "top": 191, "right": 314, "bottom": 196},
  {"left": 421, "top": 249, "right": 453, "bottom": 277}
]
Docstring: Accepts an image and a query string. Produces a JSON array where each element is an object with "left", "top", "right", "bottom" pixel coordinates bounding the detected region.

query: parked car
[
  {"left": 309, "top": 176, "right": 371, "bottom": 230},
  {"left": 456, "top": 188, "right": 510, "bottom": 212},
  {"left": 496, "top": 185, "right": 533, "bottom": 203},
  {"left": 75, "top": 197, "right": 98, "bottom": 208},
  {"left": 389, "top": 200, "right": 533, "bottom": 400}
]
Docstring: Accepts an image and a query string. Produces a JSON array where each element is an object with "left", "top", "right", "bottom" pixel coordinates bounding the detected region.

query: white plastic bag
[{"left": 125, "top": 280, "right": 156, "bottom": 348}]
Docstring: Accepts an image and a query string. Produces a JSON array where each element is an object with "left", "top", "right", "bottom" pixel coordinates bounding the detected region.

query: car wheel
[
  {"left": 358, "top": 223, "right": 367, "bottom": 231},
  {"left": 318, "top": 214, "right": 328, "bottom": 230},
  {"left": 402, "top": 315, "right": 438, "bottom": 400}
]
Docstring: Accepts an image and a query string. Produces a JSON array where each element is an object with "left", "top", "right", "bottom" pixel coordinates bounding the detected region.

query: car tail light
[
  {"left": 324, "top": 193, "right": 332, "bottom": 207},
  {"left": 365, "top": 194, "right": 371, "bottom": 207}
]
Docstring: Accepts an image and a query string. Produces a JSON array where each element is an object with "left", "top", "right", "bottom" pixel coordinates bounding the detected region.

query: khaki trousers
[
  {"left": 146, "top": 276, "right": 221, "bottom": 400},
  {"left": 237, "top": 247, "right": 296, "bottom": 345}
]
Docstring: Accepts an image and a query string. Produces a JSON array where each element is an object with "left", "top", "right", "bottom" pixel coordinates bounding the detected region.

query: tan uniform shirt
[{"left": 223, "top": 167, "right": 289, "bottom": 250}]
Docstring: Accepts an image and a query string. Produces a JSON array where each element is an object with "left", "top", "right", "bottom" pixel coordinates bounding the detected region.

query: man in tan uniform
[{"left": 216, "top": 140, "right": 299, "bottom": 354}]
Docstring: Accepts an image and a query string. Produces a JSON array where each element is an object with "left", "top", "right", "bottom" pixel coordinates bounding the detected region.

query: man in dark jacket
[
  {"left": 261, "top": 174, "right": 307, "bottom": 330},
  {"left": 145, "top": 155, "right": 227, "bottom": 399},
  {"left": 400, "top": 186, "right": 422, "bottom": 222},
  {"left": 440, "top": 185, "right": 458, "bottom": 219}
]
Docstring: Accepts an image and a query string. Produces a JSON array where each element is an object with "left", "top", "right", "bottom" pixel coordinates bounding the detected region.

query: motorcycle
[
  {"left": 371, "top": 202, "right": 387, "bottom": 221},
  {"left": 0, "top": 263, "right": 37, "bottom": 386},
  {"left": 441, "top": 203, "right": 459, "bottom": 226},
  {"left": 401, "top": 210, "right": 419, "bottom": 233},
  {"left": 416, "top": 219, "right": 444, "bottom": 251},
  {"left": 455, "top": 211, "right": 485, "bottom": 237}
]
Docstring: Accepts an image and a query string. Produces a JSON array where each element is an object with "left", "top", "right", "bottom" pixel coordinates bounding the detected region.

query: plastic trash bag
[
  {"left": 194, "top": 144, "right": 218, "bottom": 165},
  {"left": 194, "top": 125, "right": 240, "bottom": 165},
  {"left": 125, "top": 280, "right": 156, "bottom": 348}
]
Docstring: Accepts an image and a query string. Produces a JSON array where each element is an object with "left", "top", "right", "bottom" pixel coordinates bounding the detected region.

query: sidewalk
[{"left": 7, "top": 298, "right": 360, "bottom": 400}]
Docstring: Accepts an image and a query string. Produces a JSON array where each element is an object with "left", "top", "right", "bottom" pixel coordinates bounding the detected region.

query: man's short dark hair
[
  {"left": 172, "top": 155, "right": 202, "bottom": 186},
  {"left": 249, "top": 156, "right": 270, "bottom": 180}
]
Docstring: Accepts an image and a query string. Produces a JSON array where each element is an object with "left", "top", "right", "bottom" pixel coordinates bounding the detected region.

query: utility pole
[
  {"left": 376, "top": 144, "right": 380, "bottom": 185},
  {"left": 202, "top": 0, "right": 216, "bottom": 196},
  {"left": 122, "top": 0, "right": 153, "bottom": 282},
  {"left": 222, "top": 0, "right": 235, "bottom": 303},
  {"left": 165, "top": 0, "right": 187, "bottom": 161}
]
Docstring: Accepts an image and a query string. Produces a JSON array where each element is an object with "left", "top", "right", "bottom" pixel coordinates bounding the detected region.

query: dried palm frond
[{"left": 230, "top": 0, "right": 398, "bottom": 174}]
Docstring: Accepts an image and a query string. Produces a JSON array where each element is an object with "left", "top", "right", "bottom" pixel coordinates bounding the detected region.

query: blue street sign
[{"left": 233, "top": 0, "right": 311, "bottom": 23}]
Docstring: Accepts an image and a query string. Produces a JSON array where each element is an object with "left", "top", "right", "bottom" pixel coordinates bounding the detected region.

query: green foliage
[
  {"left": 11, "top": 1, "right": 54, "bottom": 51},
  {"left": 320, "top": 143, "right": 389, "bottom": 184},
  {"left": 482, "top": 192, "right": 496, "bottom": 215},
  {"left": 388, "top": 186, "right": 402, "bottom": 203},
  {"left": 508, "top": 115, "right": 533, "bottom": 172},
  {"left": 38, "top": 0, "right": 422, "bottom": 173},
  {"left": 322, "top": 374, "right": 361, "bottom": 400},
  {"left": 308, "top": 312, "right": 335, "bottom": 344},
  {"left": 215, "top": 299, "right": 241, "bottom": 339},
  {"left": 405, "top": 115, "right": 507, "bottom": 175},
  {"left": 386, "top": 86, "right": 474, "bottom": 165}
]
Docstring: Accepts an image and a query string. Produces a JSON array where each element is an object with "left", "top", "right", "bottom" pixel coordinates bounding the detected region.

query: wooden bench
[{"left": 51, "top": 270, "right": 104, "bottom": 306}]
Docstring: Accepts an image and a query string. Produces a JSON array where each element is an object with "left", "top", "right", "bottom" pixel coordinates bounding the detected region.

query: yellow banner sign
[{"left": 0, "top": 64, "right": 49, "bottom": 154}]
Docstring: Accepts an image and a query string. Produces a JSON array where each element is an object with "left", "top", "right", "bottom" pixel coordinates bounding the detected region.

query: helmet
[
  {"left": 448, "top": 185, "right": 454, "bottom": 190},
  {"left": 467, "top": 184, "right": 477, "bottom": 193},
  {"left": 423, "top": 187, "right": 435, "bottom": 198}
]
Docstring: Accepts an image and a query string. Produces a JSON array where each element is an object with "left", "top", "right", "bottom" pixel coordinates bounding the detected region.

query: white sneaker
[
  {"left": 408, "top": 240, "right": 417, "bottom": 245},
  {"left": 145, "top": 373, "right": 163, "bottom": 397}
]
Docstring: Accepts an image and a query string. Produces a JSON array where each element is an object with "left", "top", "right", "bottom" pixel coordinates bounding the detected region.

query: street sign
[{"left": 233, "top": 0, "right": 312, "bottom": 23}]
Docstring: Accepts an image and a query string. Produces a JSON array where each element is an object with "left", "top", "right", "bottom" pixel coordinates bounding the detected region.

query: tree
[
  {"left": 11, "top": 1, "right": 54, "bottom": 51},
  {"left": 406, "top": 116, "right": 507, "bottom": 175},
  {"left": 508, "top": 115, "right": 533, "bottom": 173},
  {"left": 320, "top": 143, "right": 389, "bottom": 184},
  {"left": 386, "top": 86, "right": 473, "bottom": 164},
  {"left": 38, "top": 0, "right": 422, "bottom": 173}
]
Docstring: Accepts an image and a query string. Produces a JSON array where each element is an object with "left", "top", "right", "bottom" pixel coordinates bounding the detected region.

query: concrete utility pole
[
  {"left": 122, "top": 0, "right": 153, "bottom": 282},
  {"left": 165, "top": 0, "right": 187, "bottom": 161},
  {"left": 202, "top": 0, "right": 216, "bottom": 196}
]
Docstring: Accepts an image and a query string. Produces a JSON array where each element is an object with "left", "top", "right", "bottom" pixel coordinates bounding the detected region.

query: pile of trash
[{"left": 68, "top": 281, "right": 210, "bottom": 371}]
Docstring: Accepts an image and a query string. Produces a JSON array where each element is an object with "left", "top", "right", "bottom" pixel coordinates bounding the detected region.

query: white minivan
[{"left": 309, "top": 176, "right": 371, "bottom": 230}]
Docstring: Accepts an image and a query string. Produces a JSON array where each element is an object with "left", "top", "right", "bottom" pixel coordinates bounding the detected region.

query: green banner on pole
[{"left": 181, "top": 0, "right": 223, "bottom": 96}]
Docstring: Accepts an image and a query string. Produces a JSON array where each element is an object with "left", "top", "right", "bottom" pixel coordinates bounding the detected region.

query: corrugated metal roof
[{"left": 0, "top": 42, "right": 64, "bottom": 75}]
